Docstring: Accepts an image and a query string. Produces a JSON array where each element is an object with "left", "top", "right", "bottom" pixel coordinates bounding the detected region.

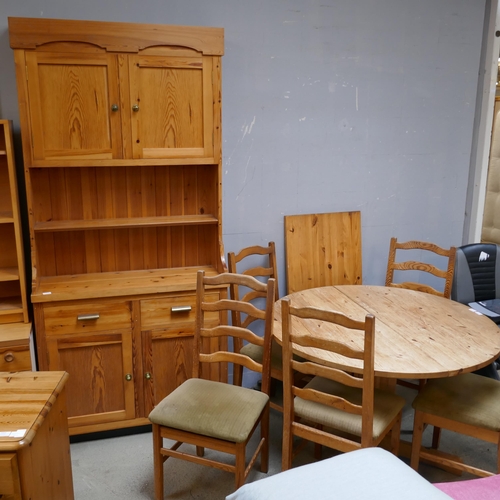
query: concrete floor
[{"left": 70, "top": 385, "right": 497, "bottom": 499}]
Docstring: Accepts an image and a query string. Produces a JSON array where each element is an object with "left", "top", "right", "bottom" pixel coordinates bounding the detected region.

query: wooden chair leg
[
  {"left": 196, "top": 446, "right": 204, "bottom": 457},
  {"left": 410, "top": 410, "right": 424, "bottom": 471},
  {"left": 260, "top": 408, "right": 269, "bottom": 473},
  {"left": 390, "top": 414, "right": 402, "bottom": 456},
  {"left": 497, "top": 433, "right": 500, "bottom": 473},
  {"left": 282, "top": 417, "right": 293, "bottom": 471},
  {"left": 432, "top": 426, "right": 441, "bottom": 449},
  {"left": 152, "top": 424, "right": 164, "bottom": 500},
  {"left": 235, "top": 444, "right": 246, "bottom": 489}
]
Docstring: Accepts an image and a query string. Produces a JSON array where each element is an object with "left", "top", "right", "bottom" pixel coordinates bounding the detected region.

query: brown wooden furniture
[
  {"left": 411, "top": 373, "right": 500, "bottom": 477},
  {"left": 0, "top": 323, "right": 34, "bottom": 372},
  {"left": 0, "top": 119, "right": 34, "bottom": 372},
  {"left": 385, "top": 238, "right": 456, "bottom": 298},
  {"left": 385, "top": 238, "right": 456, "bottom": 390},
  {"left": 228, "top": 243, "right": 284, "bottom": 406},
  {"left": 273, "top": 286, "right": 500, "bottom": 386},
  {"left": 284, "top": 211, "right": 362, "bottom": 294},
  {"left": 9, "top": 17, "right": 226, "bottom": 434},
  {"left": 149, "top": 271, "right": 276, "bottom": 498},
  {"left": 281, "top": 299, "right": 405, "bottom": 470},
  {"left": 0, "top": 120, "right": 29, "bottom": 325},
  {"left": 0, "top": 371, "right": 74, "bottom": 499}
]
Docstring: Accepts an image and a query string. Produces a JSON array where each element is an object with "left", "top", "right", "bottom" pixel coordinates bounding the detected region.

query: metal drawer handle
[
  {"left": 171, "top": 306, "right": 192, "bottom": 313},
  {"left": 4, "top": 352, "right": 14, "bottom": 363},
  {"left": 77, "top": 313, "right": 100, "bottom": 321}
]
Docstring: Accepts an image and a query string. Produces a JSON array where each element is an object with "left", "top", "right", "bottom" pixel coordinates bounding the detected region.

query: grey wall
[{"left": 0, "top": 0, "right": 487, "bottom": 296}]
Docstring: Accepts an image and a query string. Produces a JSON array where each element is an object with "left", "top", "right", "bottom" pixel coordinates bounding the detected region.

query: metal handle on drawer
[
  {"left": 4, "top": 352, "right": 14, "bottom": 363},
  {"left": 77, "top": 313, "right": 100, "bottom": 321},
  {"left": 171, "top": 306, "right": 192, "bottom": 313}
]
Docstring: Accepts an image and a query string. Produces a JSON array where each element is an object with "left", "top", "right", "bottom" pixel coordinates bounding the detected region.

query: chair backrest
[
  {"left": 281, "top": 298, "right": 376, "bottom": 447},
  {"left": 385, "top": 237, "right": 456, "bottom": 298},
  {"left": 284, "top": 211, "right": 362, "bottom": 294},
  {"left": 452, "top": 243, "right": 500, "bottom": 304},
  {"left": 194, "top": 270, "right": 276, "bottom": 394},
  {"left": 228, "top": 242, "right": 280, "bottom": 327}
]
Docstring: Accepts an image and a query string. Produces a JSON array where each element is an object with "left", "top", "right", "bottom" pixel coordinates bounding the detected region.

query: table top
[
  {"left": 273, "top": 285, "right": 500, "bottom": 379},
  {"left": 0, "top": 371, "right": 68, "bottom": 451}
]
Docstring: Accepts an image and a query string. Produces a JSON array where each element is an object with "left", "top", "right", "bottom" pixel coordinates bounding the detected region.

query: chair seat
[
  {"left": 149, "top": 378, "right": 269, "bottom": 443},
  {"left": 412, "top": 373, "right": 500, "bottom": 432},
  {"left": 295, "top": 376, "right": 406, "bottom": 440}
]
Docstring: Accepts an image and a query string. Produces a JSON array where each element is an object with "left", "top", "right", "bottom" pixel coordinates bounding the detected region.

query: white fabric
[{"left": 226, "top": 448, "right": 453, "bottom": 500}]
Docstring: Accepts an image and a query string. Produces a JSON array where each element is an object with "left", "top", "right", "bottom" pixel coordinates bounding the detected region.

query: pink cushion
[{"left": 434, "top": 475, "right": 500, "bottom": 499}]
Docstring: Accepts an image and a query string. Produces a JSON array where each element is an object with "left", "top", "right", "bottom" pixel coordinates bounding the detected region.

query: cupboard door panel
[
  {"left": 25, "top": 50, "right": 123, "bottom": 161},
  {"left": 129, "top": 54, "right": 214, "bottom": 159},
  {"left": 46, "top": 332, "right": 135, "bottom": 426},
  {"left": 143, "top": 330, "right": 194, "bottom": 413}
]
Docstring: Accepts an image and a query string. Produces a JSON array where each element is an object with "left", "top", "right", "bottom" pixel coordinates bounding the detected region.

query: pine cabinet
[
  {"left": 10, "top": 17, "right": 226, "bottom": 434},
  {"left": 22, "top": 45, "right": 218, "bottom": 163},
  {"left": 0, "top": 120, "right": 28, "bottom": 325}
]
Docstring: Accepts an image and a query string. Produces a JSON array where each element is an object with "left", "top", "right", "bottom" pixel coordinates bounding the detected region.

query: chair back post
[
  {"left": 280, "top": 297, "right": 294, "bottom": 439},
  {"left": 259, "top": 277, "right": 276, "bottom": 396},
  {"left": 360, "top": 313, "right": 375, "bottom": 447},
  {"left": 193, "top": 269, "right": 207, "bottom": 379}
]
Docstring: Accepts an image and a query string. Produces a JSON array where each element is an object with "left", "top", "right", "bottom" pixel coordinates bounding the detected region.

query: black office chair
[{"left": 452, "top": 243, "right": 500, "bottom": 379}]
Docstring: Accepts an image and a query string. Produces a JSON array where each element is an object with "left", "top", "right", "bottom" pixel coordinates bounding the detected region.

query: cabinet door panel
[
  {"left": 143, "top": 330, "right": 194, "bottom": 413},
  {"left": 46, "top": 332, "right": 135, "bottom": 427},
  {"left": 129, "top": 54, "right": 214, "bottom": 159},
  {"left": 25, "top": 50, "right": 123, "bottom": 161}
]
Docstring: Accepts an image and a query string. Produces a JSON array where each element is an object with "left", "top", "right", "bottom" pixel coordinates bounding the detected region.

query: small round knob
[
  {"left": 125, "top": 373, "right": 132, "bottom": 381},
  {"left": 145, "top": 372, "right": 152, "bottom": 380},
  {"left": 111, "top": 104, "right": 119, "bottom": 112},
  {"left": 132, "top": 104, "right": 140, "bottom": 112},
  {"left": 4, "top": 352, "right": 14, "bottom": 363}
]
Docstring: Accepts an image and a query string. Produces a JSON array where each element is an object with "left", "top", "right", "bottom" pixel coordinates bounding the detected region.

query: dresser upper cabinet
[{"left": 10, "top": 18, "right": 222, "bottom": 166}]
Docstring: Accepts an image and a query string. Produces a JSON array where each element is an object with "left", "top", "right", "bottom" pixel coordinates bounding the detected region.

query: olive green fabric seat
[
  {"left": 295, "top": 376, "right": 406, "bottom": 440},
  {"left": 412, "top": 373, "right": 500, "bottom": 431},
  {"left": 149, "top": 378, "right": 269, "bottom": 443},
  {"left": 411, "top": 372, "right": 500, "bottom": 477}
]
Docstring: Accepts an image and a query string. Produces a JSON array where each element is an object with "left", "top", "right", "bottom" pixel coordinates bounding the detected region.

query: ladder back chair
[
  {"left": 228, "top": 242, "right": 286, "bottom": 411},
  {"left": 411, "top": 372, "right": 500, "bottom": 478},
  {"left": 281, "top": 298, "right": 405, "bottom": 471},
  {"left": 385, "top": 237, "right": 456, "bottom": 298},
  {"left": 385, "top": 237, "right": 456, "bottom": 391},
  {"left": 149, "top": 271, "right": 276, "bottom": 498}
]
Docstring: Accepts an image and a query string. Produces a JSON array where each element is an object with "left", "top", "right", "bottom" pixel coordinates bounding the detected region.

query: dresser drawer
[
  {"left": 141, "top": 292, "right": 220, "bottom": 331},
  {"left": 0, "top": 345, "right": 31, "bottom": 371},
  {"left": 43, "top": 300, "right": 132, "bottom": 336}
]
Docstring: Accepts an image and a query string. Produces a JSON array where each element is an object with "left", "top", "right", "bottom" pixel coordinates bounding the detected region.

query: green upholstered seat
[
  {"left": 295, "top": 376, "right": 406, "bottom": 440},
  {"left": 149, "top": 378, "right": 269, "bottom": 443},
  {"left": 412, "top": 373, "right": 500, "bottom": 432}
]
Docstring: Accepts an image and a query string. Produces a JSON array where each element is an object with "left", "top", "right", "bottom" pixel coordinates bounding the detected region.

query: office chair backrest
[{"left": 452, "top": 243, "right": 500, "bottom": 304}]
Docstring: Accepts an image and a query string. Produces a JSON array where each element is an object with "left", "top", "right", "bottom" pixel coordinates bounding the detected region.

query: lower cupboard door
[{"left": 46, "top": 331, "right": 136, "bottom": 429}]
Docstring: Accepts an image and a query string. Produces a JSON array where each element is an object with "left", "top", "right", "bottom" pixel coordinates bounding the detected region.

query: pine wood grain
[{"left": 274, "top": 285, "right": 500, "bottom": 380}]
